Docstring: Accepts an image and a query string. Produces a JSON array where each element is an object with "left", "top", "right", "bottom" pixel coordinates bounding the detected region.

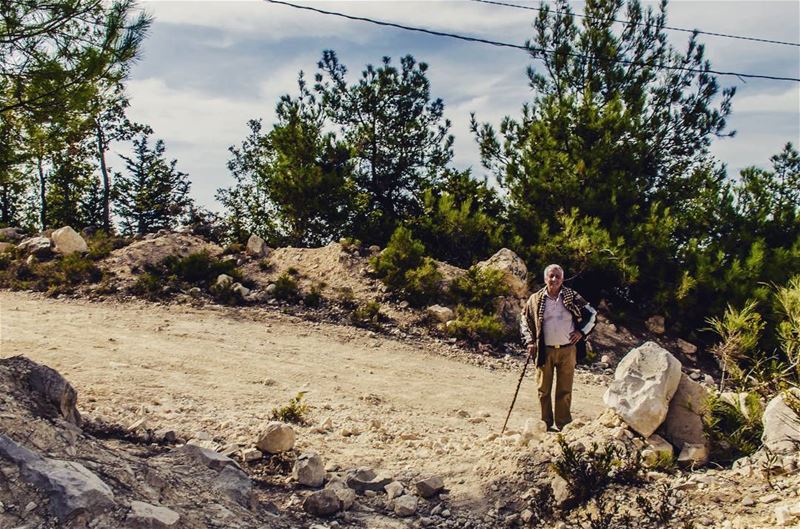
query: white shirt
[{"left": 542, "top": 290, "right": 575, "bottom": 346}]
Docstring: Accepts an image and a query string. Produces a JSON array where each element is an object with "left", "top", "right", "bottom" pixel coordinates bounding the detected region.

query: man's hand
[
  {"left": 527, "top": 344, "right": 537, "bottom": 358},
  {"left": 569, "top": 330, "right": 583, "bottom": 345}
]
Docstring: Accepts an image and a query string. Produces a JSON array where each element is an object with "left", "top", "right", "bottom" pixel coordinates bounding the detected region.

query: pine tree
[
  {"left": 314, "top": 51, "right": 454, "bottom": 243},
  {"left": 114, "top": 133, "right": 192, "bottom": 235}
]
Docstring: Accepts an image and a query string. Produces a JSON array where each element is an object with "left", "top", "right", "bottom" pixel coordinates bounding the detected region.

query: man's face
[{"left": 545, "top": 268, "right": 563, "bottom": 292}]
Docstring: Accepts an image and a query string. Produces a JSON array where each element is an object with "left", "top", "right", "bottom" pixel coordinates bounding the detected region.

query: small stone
[
  {"left": 303, "top": 489, "right": 341, "bottom": 517},
  {"left": 385, "top": 481, "right": 404, "bottom": 499},
  {"left": 760, "top": 493, "right": 780, "bottom": 504},
  {"left": 127, "top": 500, "right": 180, "bottom": 527},
  {"left": 416, "top": 475, "right": 445, "bottom": 498},
  {"left": 394, "top": 494, "right": 418, "bottom": 517},
  {"left": 241, "top": 448, "right": 262, "bottom": 462}
]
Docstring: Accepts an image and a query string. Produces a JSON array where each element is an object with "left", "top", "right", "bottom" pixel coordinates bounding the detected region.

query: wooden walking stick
[{"left": 501, "top": 352, "right": 532, "bottom": 435}]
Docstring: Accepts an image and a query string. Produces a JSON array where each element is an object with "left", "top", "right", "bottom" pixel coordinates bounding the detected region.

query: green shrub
[
  {"left": 270, "top": 392, "right": 309, "bottom": 424},
  {"left": 402, "top": 257, "right": 442, "bottom": 306},
  {"left": 131, "top": 272, "right": 165, "bottom": 299},
  {"left": 159, "top": 251, "right": 240, "bottom": 286},
  {"left": 57, "top": 253, "right": 103, "bottom": 284},
  {"left": 775, "top": 275, "right": 800, "bottom": 375},
  {"left": 370, "top": 227, "right": 443, "bottom": 306},
  {"left": 448, "top": 266, "right": 509, "bottom": 312},
  {"left": 371, "top": 226, "right": 425, "bottom": 291},
  {"left": 551, "top": 437, "right": 644, "bottom": 507},
  {"left": 86, "top": 231, "right": 128, "bottom": 260},
  {"left": 222, "top": 242, "right": 245, "bottom": 255},
  {"left": 258, "top": 259, "right": 273, "bottom": 272},
  {"left": 303, "top": 283, "right": 324, "bottom": 307},
  {"left": 273, "top": 272, "right": 299, "bottom": 301},
  {"left": 445, "top": 305, "right": 506, "bottom": 343},
  {"left": 702, "top": 392, "right": 764, "bottom": 465},
  {"left": 352, "top": 301, "right": 381, "bottom": 325},
  {"left": 287, "top": 266, "right": 300, "bottom": 276},
  {"left": 707, "top": 300, "right": 765, "bottom": 389}
]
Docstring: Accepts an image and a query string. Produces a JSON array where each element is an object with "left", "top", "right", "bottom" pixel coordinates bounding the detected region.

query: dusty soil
[{"left": 0, "top": 290, "right": 606, "bottom": 506}]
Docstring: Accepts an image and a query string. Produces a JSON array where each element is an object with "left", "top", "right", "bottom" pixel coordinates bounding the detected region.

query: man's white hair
[{"left": 543, "top": 264, "right": 564, "bottom": 279}]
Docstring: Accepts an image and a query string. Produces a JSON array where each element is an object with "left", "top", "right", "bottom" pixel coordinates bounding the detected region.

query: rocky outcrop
[
  {"left": 603, "top": 342, "right": 682, "bottom": 437},
  {"left": 0, "top": 434, "right": 115, "bottom": 521},
  {"left": 476, "top": 248, "right": 528, "bottom": 299},
  {"left": 18, "top": 236, "right": 52, "bottom": 257}
]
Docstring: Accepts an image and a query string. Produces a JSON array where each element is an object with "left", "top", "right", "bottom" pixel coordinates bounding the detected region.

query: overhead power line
[
  {"left": 471, "top": 0, "right": 800, "bottom": 48},
  {"left": 264, "top": 0, "right": 800, "bottom": 83}
]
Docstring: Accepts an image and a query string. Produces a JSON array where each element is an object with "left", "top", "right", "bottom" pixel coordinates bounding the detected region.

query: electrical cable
[
  {"left": 264, "top": 0, "right": 800, "bottom": 83},
  {"left": 470, "top": 0, "right": 800, "bottom": 48}
]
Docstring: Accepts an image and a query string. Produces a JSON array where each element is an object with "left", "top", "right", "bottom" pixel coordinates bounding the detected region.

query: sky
[{"left": 123, "top": 0, "right": 800, "bottom": 210}]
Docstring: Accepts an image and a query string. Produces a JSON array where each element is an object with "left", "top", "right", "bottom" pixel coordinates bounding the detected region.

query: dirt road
[{"left": 0, "top": 291, "right": 606, "bottom": 503}]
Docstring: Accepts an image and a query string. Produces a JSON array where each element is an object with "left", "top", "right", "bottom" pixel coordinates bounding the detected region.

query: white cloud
[{"left": 733, "top": 86, "right": 800, "bottom": 114}]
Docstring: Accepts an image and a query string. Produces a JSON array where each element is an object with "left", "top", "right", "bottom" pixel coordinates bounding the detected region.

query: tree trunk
[
  {"left": 37, "top": 157, "right": 46, "bottom": 230},
  {"left": 96, "top": 123, "right": 111, "bottom": 233}
]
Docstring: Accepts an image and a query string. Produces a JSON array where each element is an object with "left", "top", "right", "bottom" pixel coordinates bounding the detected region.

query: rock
[
  {"left": 181, "top": 444, "right": 238, "bottom": 471},
  {"left": 333, "top": 487, "right": 356, "bottom": 510},
  {"left": 212, "top": 465, "right": 253, "bottom": 506},
  {"left": 385, "top": 481, "right": 404, "bottom": 499},
  {"left": 676, "top": 338, "right": 698, "bottom": 356},
  {"left": 265, "top": 283, "right": 277, "bottom": 295},
  {"left": 215, "top": 274, "right": 233, "bottom": 287},
  {"left": 0, "top": 434, "right": 115, "bottom": 521},
  {"left": 19, "top": 356, "right": 82, "bottom": 426},
  {"left": 303, "top": 489, "right": 341, "bottom": 516},
  {"left": 241, "top": 448, "right": 262, "bottom": 462},
  {"left": 231, "top": 283, "right": 250, "bottom": 297},
  {"left": 246, "top": 234, "right": 270, "bottom": 257},
  {"left": 154, "top": 429, "right": 177, "bottom": 443},
  {"left": 427, "top": 305, "right": 455, "bottom": 323},
  {"left": 551, "top": 474, "right": 570, "bottom": 507},
  {"left": 293, "top": 452, "right": 325, "bottom": 487},
  {"left": 762, "top": 389, "right": 800, "bottom": 454},
  {"left": 603, "top": 342, "right": 682, "bottom": 437},
  {"left": 476, "top": 248, "right": 528, "bottom": 298},
  {"left": 522, "top": 418, "right": 546, "bottom": 441},
  {"left": 677, "top": 443, "right": 709, "bottom": 467},
  {"left": 127, "top": 501, "right": 180, "bottom": 528},
  {"left": 643, "top": 434, "right": 674, "bottom": 467},
  {"left": 18, "top": 236, "right": 52, "bottom": 257},
  {"left": 394, "top": 494, "right": 418, "bottom": 517},
  {"left": 660, "top": 374, "right": 709, "bottom": 451},
  {"left": 256, "top": 422, "right": 295, "bottom": 454},
  {"left": 51, "top": 226, "right": 88, "bottom": 255},
  {"left": 0, "top": 242, "right": 14, "bottom": 253},
  {"left": 416, "top": 475, "right": 445, "bottom": 498},
  {"left": 646, "top": 315, "right": 666, "bottom": 334},
  {"left": 345, "top": 467, "right": 393, "bottom": 493},
  {"left": 0, "top": 227, "right": 25, "bottom": 241}
]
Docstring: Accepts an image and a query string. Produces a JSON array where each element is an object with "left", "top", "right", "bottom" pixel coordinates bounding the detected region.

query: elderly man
[{"left": 520, "top": 264, "right": 597, "bottom": 431}]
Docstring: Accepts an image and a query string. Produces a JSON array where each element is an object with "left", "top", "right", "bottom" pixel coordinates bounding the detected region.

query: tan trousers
[{"left": 537, "top": 344, "right": 576, "bottom": 429}]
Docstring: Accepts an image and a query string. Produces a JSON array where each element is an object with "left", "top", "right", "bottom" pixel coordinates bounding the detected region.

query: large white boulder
[
  {"left": 762, "top": 389, "right": 800, "bottom": 454},
  {"left": 476, "top": 248, "right": 528, "bottom": 299},
  {"left": 52, "top": 226, "right": 88, "bottom": 255},
  {"left": 603, "top": 341, "right": 682, "bottom": 437},
  {"left": 660, "top": 373, "right": 709, "bottom": 450},
  {"left": 256, "top": 422, "right": 295, "bottom": 454}
]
